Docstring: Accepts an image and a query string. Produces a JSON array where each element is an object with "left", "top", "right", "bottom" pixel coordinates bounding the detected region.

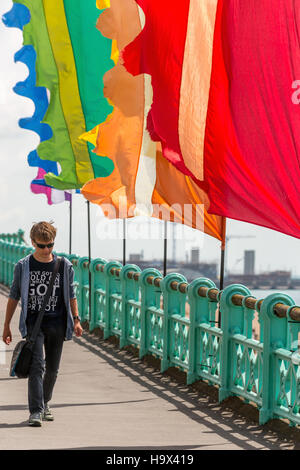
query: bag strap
[{"left": 28, "top": 256, "right": 62, "bottom": 345}]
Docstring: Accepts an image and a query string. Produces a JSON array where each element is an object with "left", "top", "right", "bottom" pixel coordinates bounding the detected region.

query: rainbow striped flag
[{"left": 3, "top": 0, "right": 114, "bottom": 190}]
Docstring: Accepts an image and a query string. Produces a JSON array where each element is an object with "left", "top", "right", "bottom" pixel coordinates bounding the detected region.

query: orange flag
[{"left": 81, "top": 0, "right": 223, "bottom": 241}]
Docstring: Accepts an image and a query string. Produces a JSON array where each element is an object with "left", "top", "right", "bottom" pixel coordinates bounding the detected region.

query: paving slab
[{"left": 0, "top": 287, "right": 298, "bottom": 450}]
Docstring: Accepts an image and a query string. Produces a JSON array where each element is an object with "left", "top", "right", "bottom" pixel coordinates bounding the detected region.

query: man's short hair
[{"left": 30, "top": 221, "right": 57, "bottom": 242}]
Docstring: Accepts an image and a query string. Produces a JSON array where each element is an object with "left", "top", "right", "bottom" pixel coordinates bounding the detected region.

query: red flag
[{"left": 123, "top": 0, "right": 300, "bottom": 239}]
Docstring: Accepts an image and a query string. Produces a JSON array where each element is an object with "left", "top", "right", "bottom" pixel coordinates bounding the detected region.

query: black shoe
[
  {"left": 42, "top": 404, "right": 54, "bottom": 421},
  {"left": 28, "top": 412, "right": 42, "bottom": 427}
]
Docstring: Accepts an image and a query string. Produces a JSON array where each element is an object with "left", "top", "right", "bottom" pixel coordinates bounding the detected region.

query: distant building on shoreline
[{"left": 115, "top": 248, "right": 299, "bottom": 290}]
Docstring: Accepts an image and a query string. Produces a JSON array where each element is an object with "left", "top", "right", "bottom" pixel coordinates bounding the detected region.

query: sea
[{"left": 250, "top": 289, "right": 300, "bottom": 306}]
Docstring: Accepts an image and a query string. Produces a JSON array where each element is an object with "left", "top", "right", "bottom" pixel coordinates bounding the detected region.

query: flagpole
[
  {"left": 123, "top": 218, "right": 126, "bottom": 265},
  {"left": 218, "top": 217, "right": 227, "bottom": 326},
  {"left": 163, "top": 221, "right": 167, "bottom": 277},
  {"left": 219, "top": 217, "right": 227, "bottom": 290},
  {"left": 69, "top": 195, "right": 72, "bottom": 255},
  {"left": 87, "top": 201, "right": 92, "bottom": 322}
]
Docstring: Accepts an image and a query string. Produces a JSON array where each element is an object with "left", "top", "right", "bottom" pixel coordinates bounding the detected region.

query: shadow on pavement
[
  {"left": 0, "top": 421, "right": 28, "bottom": 429},
  {"left": 0, "top": 398, "right": 155, "bottom": 413},
  {"left": 0, "top": 399, "right": 156, "bottom": 429},
  {"left": 73, "top": 331, "right": 299, "bottom": 451}
]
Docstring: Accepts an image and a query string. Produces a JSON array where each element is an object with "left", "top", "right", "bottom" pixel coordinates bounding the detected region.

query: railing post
[
  {"left": 160, "top": 273, "right": 187, "bottom": 373},
  {"left": 17, "top": 229, "right": 25, "bottom": 245},
  {"left": 286, "top": 305, "right": 300, "bottom": 352},
  {"left": 4, "top": 241, "right": 10, "bottom": 286},
  {"left": 219, "top": 284, "right": 251, "bottom": 403},
  {"left": 89, "top": 258, "right": 107, "bottom": 332},
  {"left": 10, "top": 243, "right": 17, "bottom": 284},
  {"left": 76, "top": 257, "right": 90, "bottom": 323},
  {"left": 139, "top": 269, "right": 163, "bottom": 360},
  {"left": 15, "top": 244, "right": 22, "bottom": 265},
  {"left": 11, "top": 243, "right": 16, "bottom": 284},
  {"left": 286, "top": 304, "right": 300, "bottom": 423},
  {"left": 69, "top": 255, "right": 80, "bottom": 307},
  {"left": 187, "top": 278, "right": 217, "bottom": 385},
  {"left": 259, "top": 293, "right": 294, "bottom": 425},
  {"left": 103, "top": 261, "right": 123, "bottom": 340},
  {"left": 119, "top": 264, "right": 142, "bottom": 349},
  {"left": 5, "top": 242, "right": 10, "bottom": 287},
  {"left": 8, "top": 242, "right": 14, "bottom": 287}
]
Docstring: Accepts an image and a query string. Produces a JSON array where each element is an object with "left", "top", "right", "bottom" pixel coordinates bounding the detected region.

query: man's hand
[
  {"left": 70, "top": 298, "right": 82, "bottom": 337},
  {"left": 2, "top": 298, "right": 18, "bottom": 345},
  {"left": 2, "top": 324, "right": 12, "bottom": 345},
  {"left": 74, "top": 321, "right": 83, "bottom": 337}
]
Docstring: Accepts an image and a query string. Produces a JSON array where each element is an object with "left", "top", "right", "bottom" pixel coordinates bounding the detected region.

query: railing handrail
[{"left": 75, "top": 261, "right": 299, "bottom": 321}]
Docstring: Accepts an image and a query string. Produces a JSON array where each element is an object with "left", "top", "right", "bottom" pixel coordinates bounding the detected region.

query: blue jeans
[{"left": 27, "top": 323, "right": 65, "bottom": 414}]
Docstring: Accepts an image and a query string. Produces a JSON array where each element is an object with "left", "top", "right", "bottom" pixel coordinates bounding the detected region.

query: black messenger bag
[{"left": 10, "top": 257, "right": 62, "bottom": 378}]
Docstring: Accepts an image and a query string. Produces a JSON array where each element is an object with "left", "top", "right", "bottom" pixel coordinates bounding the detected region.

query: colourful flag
[
  {"left": 122, "top": 0, "right": 300, "bottom": 239},
  {"left": 3, "top": 0, "right": 114, "bottom": 190},
  {"left": 81, "top": 0, "right": 223, "bottom": 240},
  {"left": 122, "top": 0, "right": 213, "bottom": 183},
  {"left": 31, "top": 169, "right": 73, "bottom": 205}
]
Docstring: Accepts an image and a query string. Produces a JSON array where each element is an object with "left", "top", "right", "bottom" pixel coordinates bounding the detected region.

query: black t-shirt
[{"left": 26, "top": 255, "right": 66, "bottom": 327}]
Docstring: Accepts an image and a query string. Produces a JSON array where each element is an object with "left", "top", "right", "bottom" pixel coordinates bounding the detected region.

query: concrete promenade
[{"left": 0, "top": 287, "right": 299, "bottom": 450}]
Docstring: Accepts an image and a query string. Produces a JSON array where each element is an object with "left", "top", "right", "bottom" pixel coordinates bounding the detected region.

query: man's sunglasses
[{"left": 35, "top": 242, "right": 54, "bottom": 249}]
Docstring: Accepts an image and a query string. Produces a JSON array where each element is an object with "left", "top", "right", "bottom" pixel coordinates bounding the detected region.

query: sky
[{"left": 0, "top": 0, "right": 300, "bottom": 278}]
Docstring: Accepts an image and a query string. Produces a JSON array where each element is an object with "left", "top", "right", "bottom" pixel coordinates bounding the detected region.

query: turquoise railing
[{"left": 1, "top": 234, "right": 300, "bottom": 427}]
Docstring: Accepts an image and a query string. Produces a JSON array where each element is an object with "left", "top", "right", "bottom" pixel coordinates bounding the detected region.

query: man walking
[{"left": 2, "top": 221, "right": 82, "bottom": 426}]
